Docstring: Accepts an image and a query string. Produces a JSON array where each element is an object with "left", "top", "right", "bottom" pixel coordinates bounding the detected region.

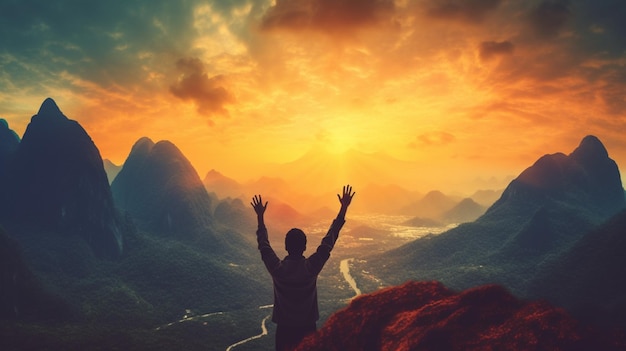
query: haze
[{"left": 1, "top": 0, "right": 625, "bottom": 193}]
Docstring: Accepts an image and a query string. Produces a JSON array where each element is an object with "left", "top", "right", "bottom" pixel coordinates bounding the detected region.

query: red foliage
[{"left": 296, "top": 282, "right": 625, "bottom": 351}]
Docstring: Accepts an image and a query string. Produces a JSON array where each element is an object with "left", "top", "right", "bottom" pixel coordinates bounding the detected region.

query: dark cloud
[
  {"left": 479, "top": 41, "right": 514, "bottom": 61},
  {"left": 527, "top": 0, "right": 572, "bottom": 38},
  {"left": 0, "top": 1, "right": 199, "bottom": 91},
  {"left": 260, "top": 0, "right": 395, "bottom": 32},
  {"left": 170, "top": 58, "right": 234, "bottom": 119},
  {"left": 569, "top": 0, "right": 626, "bottom": 57},
  {"left": 425, "top": 0, "right": 502, "bottom": 24},
  {"left": 409, "top": 132, "right": 455, "bottom": 148}
]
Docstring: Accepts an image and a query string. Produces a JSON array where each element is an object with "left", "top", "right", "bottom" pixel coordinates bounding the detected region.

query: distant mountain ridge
[
  {"left": 103, "top": 159, "right": 121, "bottom": 184},
  {"left": 203, "top": 169, "right": 243, "bottom": 199},
  {"left": 368, "top": 135, "right": 626, "bottom": 304},
  {"left": 262, "top": 146, "right": 426, "bottom": 199},
  {"left": 1, "top": 98, "right": 123, "bottom": 257},
  {"left": 399, "top": 190, "right": 458, "bottom": 218},
  {"left": 441, "top": 197, "right": 486, "bottom": 224}
]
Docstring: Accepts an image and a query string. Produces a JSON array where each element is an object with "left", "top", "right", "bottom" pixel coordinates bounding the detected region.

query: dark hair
[{"left": 285, "top": 228, "right": 307, "bottom": 254}]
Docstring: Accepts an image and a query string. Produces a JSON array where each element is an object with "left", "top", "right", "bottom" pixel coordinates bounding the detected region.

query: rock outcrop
[{"left": 297, "top": 281, "right": 625, "bottom": 351}]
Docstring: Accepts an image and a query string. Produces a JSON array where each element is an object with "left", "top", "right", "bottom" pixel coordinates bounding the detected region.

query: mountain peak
[
  {"left": 35, "top": 98, "right": 66, "bottom": 120},
  {"left": 3, "top": 99, "right": 123, "bottom": 257},
  {"left": 493, "top": 135, "right": 624, "bottom": 218},
  {"left": 111, "top": 138, "right": 213, "bottom": 241},
  {"left": 0, "top": 119, "right": 20, "bottom": 143},
  {"left": 570, "top": 135, "right": 609, "bottom": 161},
  {"left": 127, "top": 137, "right": 155, "bottom": 160}
]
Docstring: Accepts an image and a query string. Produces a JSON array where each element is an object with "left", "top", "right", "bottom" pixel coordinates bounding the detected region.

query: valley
[
  {"left": 148, "top": 215, "right": 448, "bottom": 351},
  {"left": 2, "top": 99, "right": 626, "bottom": 350}
]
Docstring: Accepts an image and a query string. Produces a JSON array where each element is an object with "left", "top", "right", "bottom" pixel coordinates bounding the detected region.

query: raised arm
[
  {"left": 309, "top": 185, "right": 355, "bottom": 273},
  {"left": 336, "top": 184, "right": 355, "bottom": 220},
  {"left": 251, "top": 194, "right": 280, "bottom": 272}
]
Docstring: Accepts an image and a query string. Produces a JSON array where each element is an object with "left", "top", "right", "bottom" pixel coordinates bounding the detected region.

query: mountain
[
  {"left": 296, "top": 281, "right": 624, "bottom": 351},
  {"left": 528, "top": 209, "right": 626, "bottom": 327},
  {"left": 246, "top": 176, "right": 293, "bottom": 199},
  {"left": 367, "top": 136, "right": 626, "bottom": 297},
  {"left": 489, "top": 135, "right": 624, "bottom": 219},
  {"left": 1, "top": 98, "right": 123, "bottom": 257},
  {"left": 103, "top": 159, "right": 122, "bottom": 184},
  {"left": 469, "top": 188, "right": 503, "bottom": 207},
  {"left": 213, "top": 197, "right": 256, "bottom": 234},
  {"left": 263, "top": 197, "right": 311, "bottom": 238},
  {"left": 398, "top": 190, "right": 458, "bottom": 218},
  {"left": 351, "top": 183, "right": 422, "bottom": 214},
  {"left": 203, "top": 169, "right": 243, "bottom": 199},
  {"left": 264, "top": 146, "right": 424, "bottom": 197},
  {"left": 441, "top": 198, "right": 486, "bottom": 224},
  {"left": 0, "top": 119, "right": 19, "bottom": 177},
  {"left": 111, "top": 137, "right": 214, "bottom": 241},
  {"left": 401, "top": 217, "right": 444, "bottom": 227}
]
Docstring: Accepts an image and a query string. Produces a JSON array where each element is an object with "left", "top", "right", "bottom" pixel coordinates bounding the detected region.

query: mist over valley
[{"left": 1, "top": 99, "right": 626, "bottom": 350}]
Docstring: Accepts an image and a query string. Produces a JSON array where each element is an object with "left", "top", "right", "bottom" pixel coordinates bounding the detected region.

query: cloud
[
  {"left": 170, "top": 58, "right": 235, "bottom": 119},
  {"left": 479, "top": 41, "right": 514, "bottom": 61},
  {"left": 0, "top": 1, "right": 201, "bottom": 89},
  {"left": 526, "top": 0, "right": 572, "bottom": 38},
  {"left": 260, "top": 0, "right": 395, "bottom": 33},
  {"left": 409, "top": 132, "right": 456, "bottom": 148},
  {"left": 424, "top": 0, "right": 503, "bottom": 24}
]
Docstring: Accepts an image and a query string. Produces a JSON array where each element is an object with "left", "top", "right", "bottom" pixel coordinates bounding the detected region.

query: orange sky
[{"left": 1, "top": 0, "right": 625, "bottom": 193}]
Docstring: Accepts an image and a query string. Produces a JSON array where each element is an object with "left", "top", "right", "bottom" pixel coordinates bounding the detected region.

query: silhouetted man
[{"left": 251, "top": 185, "right": 355, "bottom": 351}]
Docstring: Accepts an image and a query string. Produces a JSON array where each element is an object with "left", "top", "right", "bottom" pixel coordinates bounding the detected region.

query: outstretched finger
[
  {"left": 252, "top": 194, "right": 261, "bottom": 206},
  {"left": 343, "top": 185, "right": 352, "bottom": 197}
]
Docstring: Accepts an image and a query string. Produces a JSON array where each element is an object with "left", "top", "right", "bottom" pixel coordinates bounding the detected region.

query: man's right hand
[
  {"left": 251, "top": 194, "right": 268, "bottom": 217},
  {"left": 336, "top": 185, "right": 355, "bottom": 220},
  {"left": 337, "top": 185, "right": 355, "bottom": 209}
]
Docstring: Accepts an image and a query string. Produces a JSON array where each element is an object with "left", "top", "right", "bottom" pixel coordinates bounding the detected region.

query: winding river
[
  {"left": 339, "top": 258, "right": 361, "bottom": 298},
  {"left": 226, "top": 314, "right": 271, "bottom": 351},
  {"left": 225, "top": 258, "right": 361, "bottom": 350},
  {"left": 157, "top": 258, "right": 362, "bottom": 350}
]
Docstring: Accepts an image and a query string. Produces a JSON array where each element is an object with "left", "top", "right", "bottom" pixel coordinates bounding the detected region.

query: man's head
[{"left": 285, "top": 228, "right": 307, "bottom": 256}]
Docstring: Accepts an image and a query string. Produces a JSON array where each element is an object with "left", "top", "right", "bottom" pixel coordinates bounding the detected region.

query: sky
[{"left": 1, "top": 0, "right": 625, "bottom": 192}]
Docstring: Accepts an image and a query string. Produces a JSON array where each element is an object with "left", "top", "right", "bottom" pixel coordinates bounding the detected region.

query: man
[{"left": 251, "top": 185, "right": 355, "bottom": 351}]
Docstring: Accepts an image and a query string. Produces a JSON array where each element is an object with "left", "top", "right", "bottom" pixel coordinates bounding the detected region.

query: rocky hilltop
[{"left": 297, "top": 281, "right": 625, "bottom": 351}]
